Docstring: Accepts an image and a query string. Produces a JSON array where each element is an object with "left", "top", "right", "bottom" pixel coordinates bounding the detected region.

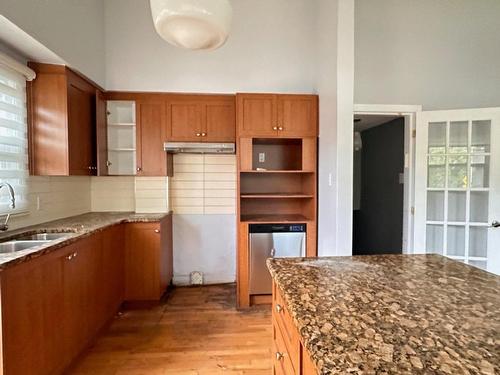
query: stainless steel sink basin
[
  {"left": 14, "top": 232, "right": 74, "bottom": 241},
  {"left": 0, "top": 240, "right": 51, "bottom": 254}
]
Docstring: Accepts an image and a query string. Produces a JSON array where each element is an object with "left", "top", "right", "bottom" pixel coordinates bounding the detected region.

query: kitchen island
[{"left": 267, "top": 254, "right": 499, "bottom": 375}]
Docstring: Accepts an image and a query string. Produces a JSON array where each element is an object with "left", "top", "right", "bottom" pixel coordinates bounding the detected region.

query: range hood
[{"left": 164, "top": 142, "right": 235, "bottom": 154}]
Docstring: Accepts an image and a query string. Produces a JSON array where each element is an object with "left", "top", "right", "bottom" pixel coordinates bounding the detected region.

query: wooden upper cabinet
[
  {"left": 237, "top": 93, "right": 318, "bottom": 138},
  {"left": 237, "top": 94, "right": 277, "bottom": 137},
  {"left": 166, "top": 100, "right": 204, "bottom": 141},
  {"left": 136, "top": 100, "right": 168, "bottom": 176},
  {"left": 166, "top": 95, "right": 235, "bottom": 142},
  {"left": 277, "top": 95, "right": 318, "bottom": 137},
  {"left": 204, "top": 98, "right": 236, "bottom": 142},
  {"left": 28, "top": 63, "right": 100, "bottom": 176}
]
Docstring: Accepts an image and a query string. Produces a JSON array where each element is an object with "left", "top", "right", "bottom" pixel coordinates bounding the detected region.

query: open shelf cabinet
[{"left": 237, "top": 134, "right": 318, "bottom": 308}]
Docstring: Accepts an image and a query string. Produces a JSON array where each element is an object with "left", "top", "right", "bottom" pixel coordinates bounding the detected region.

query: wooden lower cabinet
[
  {"left": 0, "top": 216, "right": 172, "bottom": 375},
  {"left": 125, "top": 218, "right": 173, "bottom": 301},
  {"left": 272, "top": 282, "right": 318, "bottom": 375}
]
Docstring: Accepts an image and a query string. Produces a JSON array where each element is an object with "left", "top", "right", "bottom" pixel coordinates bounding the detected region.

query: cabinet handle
[
  {"left": 106, "top": 160, "right": 112, "bottom": 166},
  {"left": 275, "top": 304, "right": 283, "bottom": 313},
  {"left": 272, "top": 126, "right": 278, "bottom": 131},
  {"left": 136, "top": 167, "right": 142, "bottom": 172},
  {"left": 154, "top": 229, "right": 160, "bottom": 233},
  {"left": 275, "top": 352, "right": 284, "bottom": 361}
]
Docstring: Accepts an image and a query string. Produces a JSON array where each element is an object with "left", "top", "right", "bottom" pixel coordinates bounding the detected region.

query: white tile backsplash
[{"left": 170, "top": 154, "right": 236, "bottom": 215}]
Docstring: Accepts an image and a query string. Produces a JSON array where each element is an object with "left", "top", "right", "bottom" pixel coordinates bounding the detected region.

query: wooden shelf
[
  {"left": 240, "top": 214, "right": 311, "bottom": 223},
  {"left": 240, "top": 193, "right": 313, "bottom": 199}
]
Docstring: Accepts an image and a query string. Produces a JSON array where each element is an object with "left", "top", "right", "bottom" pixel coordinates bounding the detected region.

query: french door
[{"left": 414, "top": 108, "right": 500, "bottom": 275}]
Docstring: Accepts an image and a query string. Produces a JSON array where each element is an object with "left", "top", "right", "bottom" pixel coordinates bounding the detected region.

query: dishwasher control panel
[{"left": 249, "top": 223, "right": 306, "bottom": 233}]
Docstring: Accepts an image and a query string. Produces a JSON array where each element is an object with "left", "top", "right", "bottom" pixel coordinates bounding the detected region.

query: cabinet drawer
[
  {"left": 273, "top": 318, "right": 296, "bottom": 375},
  {"left": 273, "top": 284, "right": 300, "bottom": 372}
]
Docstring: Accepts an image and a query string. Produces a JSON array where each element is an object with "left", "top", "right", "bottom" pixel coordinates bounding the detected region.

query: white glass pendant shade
[{"left": 150, "top": 0, "right": 232, "bottom": 50}]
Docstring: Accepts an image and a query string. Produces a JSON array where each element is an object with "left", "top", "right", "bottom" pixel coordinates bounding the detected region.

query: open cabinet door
[
  {"left": 414, "top": 108, "right": 500, "bottom": 275},
  {"left": 95, "top": 90, "right": 109, "bottom": 176}
]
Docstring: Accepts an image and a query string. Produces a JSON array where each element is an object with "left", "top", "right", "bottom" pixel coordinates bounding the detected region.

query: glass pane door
[{"left": 414, "top": 108, "right": 500, "bottom": 275}]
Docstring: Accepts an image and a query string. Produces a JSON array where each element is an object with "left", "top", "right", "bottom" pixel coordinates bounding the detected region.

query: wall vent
[{"left": 190, "top": 271, "right": 204, "bottom": 285}]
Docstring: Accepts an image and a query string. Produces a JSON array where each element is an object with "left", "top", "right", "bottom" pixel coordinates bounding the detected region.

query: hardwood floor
[{"left": 69, "top": 284, "right": 272, "bottom": 374}]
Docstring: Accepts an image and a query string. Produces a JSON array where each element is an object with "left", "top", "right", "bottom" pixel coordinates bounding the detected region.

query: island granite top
[
  {"left": 267, "top": 254, "right": 499, "bottom": 375},
  {"left": 0, "top": 212, "right": 170, "bottom": 271}
]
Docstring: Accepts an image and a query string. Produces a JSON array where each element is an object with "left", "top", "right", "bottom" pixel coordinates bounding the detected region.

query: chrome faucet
[{"left": 0, "top": 182, "right": 15, "bottom": 231}]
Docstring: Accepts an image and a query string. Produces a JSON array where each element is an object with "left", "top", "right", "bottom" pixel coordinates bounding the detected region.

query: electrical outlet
[{"left": 258, "top": 152, "right": 265, "bottom": 163}]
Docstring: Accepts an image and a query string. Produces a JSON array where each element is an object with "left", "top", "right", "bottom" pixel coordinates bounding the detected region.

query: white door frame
[{"left": 354, "top": 104, "right": 422, "bottom": 254}]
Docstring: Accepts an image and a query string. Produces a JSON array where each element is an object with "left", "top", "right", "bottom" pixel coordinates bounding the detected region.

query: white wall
[
  {"left": 104, "top": 0, "right": 316, "bottom": 93},
  {"left": 315, "top": 0, "right": 355, "bottom": 256},
  {"left": 315, "top": 0, "right": 338, "bottom": 256},
  {"left": 0, "top": 0, "right": 105, "bottom": 85},
  {"left": 355, "top": 0, "right": 500, "bottom": 110}
]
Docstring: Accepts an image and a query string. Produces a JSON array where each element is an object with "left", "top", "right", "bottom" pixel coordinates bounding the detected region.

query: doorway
[{"left": 352, "top": 115, "right": 405, "bottom": 255}]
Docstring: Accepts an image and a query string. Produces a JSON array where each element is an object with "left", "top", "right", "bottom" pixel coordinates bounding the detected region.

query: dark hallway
[{"left": 353, "top": 117, "right": 405, "bottom": 255}]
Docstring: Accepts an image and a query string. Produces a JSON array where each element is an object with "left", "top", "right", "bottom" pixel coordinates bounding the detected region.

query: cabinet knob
[
  {"left": 137, "top": 167, "right": 142, "bottom": 172},
  {"left": 73, "top": 252, "right": 78, "bottom": 258},
  {"left": 275, "top": 352, "right": 284, "bottom": 361},
  {"left": 106, "top": 160, "right": 112, "bottom": 167},
  {"left": 154, "top": 229, "right": 160, "bottom": 233},
  {"left": 88, "top": 166, "right": 92, "bottom": 170},
  {"left": 278, "top": 126, "right": 283, "bottom": 131},
  {"left": 275, "top": 304, "right": 283, "bottom": 313},
  {"left": 66, "top": 254, "right": 73, "bottom": 261},
  {"left": 196, "top": 133, "right": 201, "bottom": 137},
  {"left": 272, "top": 126, "right": 278, "bottom": 131},
  {"left": 201, "top": 132, "right": 207, "bottom": 137}
]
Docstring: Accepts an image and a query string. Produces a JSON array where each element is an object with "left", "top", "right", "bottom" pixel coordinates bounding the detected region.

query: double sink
[{"left": 0, "top": 231, "right": 76, "bottom": 254}]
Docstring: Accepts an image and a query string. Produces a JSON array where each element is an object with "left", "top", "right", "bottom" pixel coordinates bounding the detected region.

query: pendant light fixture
[{"left": 150, "top": 0, "right": 232, "bottom": 51}]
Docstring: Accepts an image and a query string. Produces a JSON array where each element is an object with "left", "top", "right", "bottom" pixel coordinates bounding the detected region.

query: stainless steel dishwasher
[{"left": 249, "top": 223, "right": 306, "bottom": 295}]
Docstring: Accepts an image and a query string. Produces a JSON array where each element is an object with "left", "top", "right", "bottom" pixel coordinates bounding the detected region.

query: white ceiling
[{"left": 354, "top": 114, "right": 402, "bottom": 132}]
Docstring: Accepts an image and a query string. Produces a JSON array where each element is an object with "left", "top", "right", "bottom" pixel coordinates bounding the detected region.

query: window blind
[{"left": 0, "top": 65, "right": 29, "bottom": 214}]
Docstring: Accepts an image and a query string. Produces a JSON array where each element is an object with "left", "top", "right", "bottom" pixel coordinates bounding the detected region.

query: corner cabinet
[
  {"left": 236, "top": 94, "right": 318, "bottom": 138},
  {"left": 28, "top": 63, "right": 102, "bottom": 176},
  {"left": 0, "top": 216, "right": 172, "bottom": 375}
]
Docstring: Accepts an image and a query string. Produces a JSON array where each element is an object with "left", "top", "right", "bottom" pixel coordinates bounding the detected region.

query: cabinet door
[
  {"left": 125, "top": 223, "right": 162, "bottom": 301},
  {"left": 67, "top": 72, "right": 96, "bottom": 175},
  {"left": 277, "top": 95, "right": 318, "bottom": 137},
  {"left": 166, "top": 100, "right": 204, "bottom": 141},
  {"left": 102, "top": 225, "right": 125, "bottom": 317},
  {"left": 136, "top": 100, "right": 167, "bottom": 176},
  {"left": 1, "top": 254, "right": 64, "bottom": 375},
  {"left": 204, "top": 98, "right": 236, "bottom": 142},
  {"left": 61, "top": 242, "right": 88, "bottom": 362},
  {"left": 237, "top": 94, "right": 278, "bottom": 137},
  {"left": 96, "top": 90, "right": 109, "bottom": 175}
]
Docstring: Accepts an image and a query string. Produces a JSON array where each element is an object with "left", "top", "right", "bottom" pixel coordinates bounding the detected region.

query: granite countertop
[
  {"left": 267, "top": 254, "right": 500, "bottom": 375},
  {"left": 0, "top": 212, "right": 171, "bottom": 271}
]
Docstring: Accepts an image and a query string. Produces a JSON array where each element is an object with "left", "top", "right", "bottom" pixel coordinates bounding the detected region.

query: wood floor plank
[{"left": 69, "top": 284, "right": 272, "bottom": 374}]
